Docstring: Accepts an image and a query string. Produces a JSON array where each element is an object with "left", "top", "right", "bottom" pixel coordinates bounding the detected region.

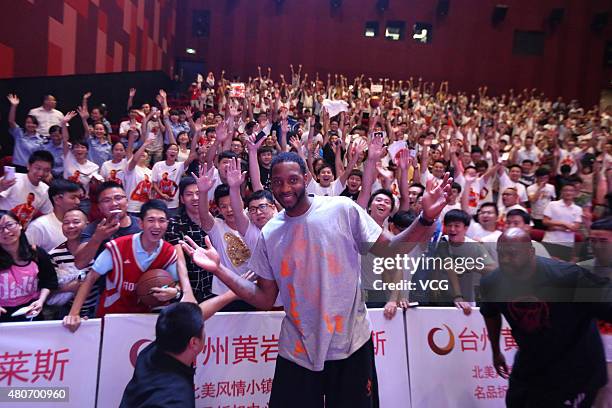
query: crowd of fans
[{"left": 1, "top": 65, "right": 611, "bottom": 324}]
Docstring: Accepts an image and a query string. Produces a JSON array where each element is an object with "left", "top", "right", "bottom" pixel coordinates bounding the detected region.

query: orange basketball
[{"left": 136, "top": 269, "right": 175, "bottom": 307}]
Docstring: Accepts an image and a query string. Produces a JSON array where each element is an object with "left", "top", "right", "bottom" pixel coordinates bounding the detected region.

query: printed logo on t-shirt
[{"left": 11, "top": 192, "right": 37, "bottom": 226}]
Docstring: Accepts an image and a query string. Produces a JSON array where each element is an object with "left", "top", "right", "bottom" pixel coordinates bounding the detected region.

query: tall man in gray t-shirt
[{"left": 182, "top": 139, "right": 453, "bottom": 407}]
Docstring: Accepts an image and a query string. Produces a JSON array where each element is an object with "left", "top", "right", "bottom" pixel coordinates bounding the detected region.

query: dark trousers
[
  {"left": 506, "top": 376, "right": 599, "bottom": 408},
  {"left": 269, "top": 337, "right": 379, "bottom": 408}
]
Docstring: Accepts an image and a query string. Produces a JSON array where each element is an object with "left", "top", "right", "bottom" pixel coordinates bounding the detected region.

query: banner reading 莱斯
[
  {"left": 0, "top": 319, "right": 102, "bottom": 408},
  {"left": 406, "top": 307, "right": 518, "bottom": 407}
]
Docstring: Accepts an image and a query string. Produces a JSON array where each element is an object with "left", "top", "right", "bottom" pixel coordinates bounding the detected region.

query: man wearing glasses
[
  {"left": 73, "top": 182, "right": 142, "bottom": 269},
  {"left": 64, "top": 200, "right": 180, "bottom": 331}
]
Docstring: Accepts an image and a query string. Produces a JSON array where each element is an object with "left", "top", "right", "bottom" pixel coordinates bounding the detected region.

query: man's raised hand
[
  {"left": 192, "top": 163, "right": 216, "bottom": 193},
  {"left": 7, "top": 94, "right": 19, "bottom": 105},
  {"left": 421, "top": 173, "right": 453, "bottom": 222},
  {"left": 226, "top": 158, "right": 246, "bottom": 188},
  {"left": 181, "top": 236, "right": 220, "bottom": 273}
]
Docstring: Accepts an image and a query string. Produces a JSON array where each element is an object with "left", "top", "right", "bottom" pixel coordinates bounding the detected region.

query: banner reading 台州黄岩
[{"left": 406, "top": 307, "right": 518, "bottom": 408}]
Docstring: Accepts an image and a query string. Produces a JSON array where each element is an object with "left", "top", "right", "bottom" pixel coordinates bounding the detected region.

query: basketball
[{"left": 136, "top": 269, "right": 175, "bottom": 307}]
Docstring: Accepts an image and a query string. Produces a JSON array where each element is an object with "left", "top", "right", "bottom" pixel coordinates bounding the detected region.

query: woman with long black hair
[{"left": 0, "top": 211, "right": 58, "bottom": 322}]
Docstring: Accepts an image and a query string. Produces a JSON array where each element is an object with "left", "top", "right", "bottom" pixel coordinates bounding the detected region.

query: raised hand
[
  {"left": 193, "top": 116, "right": 204, "bottom": 133},
  {"left": 77, "top": 106, "right": 89, "bottom": 119},
  {"left": 158, "top": 89, "right": 167, "bottom": 99},
  {"left": 62, "top": 110, "right": 78, "bottom": 124},
  {"left": 6, "top": 94, "right": 19, "bottom": 105},
  {"left": 129, "top": 88, "right": 136, "bottom": 97},
  {"left": 181, "top": 236, "right": 220, "bottom": 273},
  {"left": 421, "top": 173, "right": 453, "bottom": 221},
  {"left": 226, "top": 157, "right": 246, "bottom": 188},
  {"left": 289, "top": 135, "right": 302, "bottom": 152},
  {"left": 396, "top": 148, "right": 410, "bottom": 170},
  {"left": 182, "top": 107, "right": 193, "bottom": 120},
  {"left": 280, "top": 119, "right": 289, "bottom": 134},
  {"left": 229, "top": 104, "right": 239, "bottom": 117},
  {"left": 192, "top": 163, "right": 216, "bottom": 193},
  {"left": 367, "top": 133, "right": 385, "bottom": 162},
  {"left": 376, "top": 162, "right": 394, "bottom": 181},
  {"left": 246, "top": 134, "right": 266, "bottom": 154},
  {"left": 215, "top": 121, "right": 229, "bottom": 143},
  {"left": 83, "top": 91, "right": 92, "bottom": 99}
]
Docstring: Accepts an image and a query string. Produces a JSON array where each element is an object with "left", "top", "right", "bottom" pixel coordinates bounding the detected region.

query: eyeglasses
[
  {"left": 0, "top": 221, "right": 20, "bottom": 232},
  {"left": 248, "top": 204, "right": 272, "bottom": 214},
  {"left": 99, "top": 195, "right": 127, "bottom": 205}
]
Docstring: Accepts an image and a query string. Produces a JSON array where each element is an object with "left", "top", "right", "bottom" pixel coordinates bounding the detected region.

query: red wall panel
[
  {"left": 0, "top": 0, "right": 176, "bottom": 79},
  {"left": 175, "top": 0, "right": 611, "bottom": 105}
]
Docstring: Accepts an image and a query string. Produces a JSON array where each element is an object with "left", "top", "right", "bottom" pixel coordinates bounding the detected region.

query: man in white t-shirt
[
  {"left": 543, "top": 184, "right": 582, "bottom": 261},
  {"left": 498, "top": 187, "right": 528, "bottom": 222},
  {"left": 527, "top": 168, "right": 556, "bottom": 229},
  {"left": 515, "top": 135, "right": 541, "bottom": 164},
  {"left": 0, "top": 150, "right": 54, "bottom": 226},
  {"left": 118, "top": 108, "right": 142, "bottom": 140},
  {"left": 28, "top": 95, "right": 64, "bottom": 136},
  {"left": 181, "top": 148, "right": 453, "bottom": 407},
  {"left": 466, "top": 202, "right": 500, "bottom": 241},
  {"left": 497, "top": 165, "right": 528, "bottom": 209},
  {"left": 195, "top": 164, "right": 259, "bottom": 303},
  {"left": 26, "top": 179, "right": 81, "bottom": 252}
]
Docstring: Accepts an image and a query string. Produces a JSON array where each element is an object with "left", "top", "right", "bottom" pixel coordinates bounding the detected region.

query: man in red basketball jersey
[{"left": 63, "top": 200, "right": 181, "bottom": 331}]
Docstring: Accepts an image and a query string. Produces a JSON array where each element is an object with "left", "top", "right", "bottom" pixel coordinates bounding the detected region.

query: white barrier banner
[
  {"left": 98, "top": 312, "right": 284, "bottom": 408},
  {"left": 0, "top": 319, "right": 102, "bottom": 408},
  {"left": 98, "top": 309, "right": 409, "bottom": 407},
  {"left": 406, "top": 307, "right": 518, "bottom": 407},
  {"left": 368, "top": 308, "right": 411, "bottom": 408}
]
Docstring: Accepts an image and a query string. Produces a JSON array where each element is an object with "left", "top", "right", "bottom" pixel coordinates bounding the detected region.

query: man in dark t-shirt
[
  {"left": 480, "top": 228, "right": 612, "bottom": 407},
  {"left": 120, "top": 303, "right": 202, "bottom": 408}
]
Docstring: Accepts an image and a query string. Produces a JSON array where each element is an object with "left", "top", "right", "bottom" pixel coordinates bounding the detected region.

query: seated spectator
[
  {"left": 99, "top": 142, "right": 129, "bottom": 184},
  {"left": 498, "top": 187, "right": 528, "bottom": 222},
  {"left": 165, "top": 176, "right": 212, "bottom": 303},
  {"left": 26, "top": 178, "right": 81, "bottom": 252},
  {"left": 77, "top": 105, "right": 112, "bottom": 167},
  {"left": 0, "top": 150, "right": 54, "bottom": 226},
  {"left": 44, "top": 125, "right": 66, "bottom": 178},
  {"left": 437, "top": 209, "right": 495, "bottom": 314},
  {"left": 124, "top": 136, "right": 154, "bottom": 216},
  {"left": 119, "top": 108, "right": 142, "bottom": 142},
  {"left": 466, "top": 202, "right": 500, "bottom": 241},
  {"left": 74, "top": 181, "right": 142, "bottom": 270},
  {"left": 60, "top": 111, "right": 101, "bottom": 214},
  {"left": 527, "top": 167, "right": 556, "bottom": 230},
  {"left": 543, "top": 183, "right": 583, "bottom": 261},
  {"left": 0, "top": 210, "right": 58, "bottom": 322},
  {"left": 46, "top": 209, "right": 98, "bottom": 319},
  {"left": 64, "top": 200, "right": 183, "bottom": 331},
  {"left": 6, "top": 94, "right": 46, "bottom": 172},
  {"left": 27, "top": 94, "right": 64, "bottom": 137}
]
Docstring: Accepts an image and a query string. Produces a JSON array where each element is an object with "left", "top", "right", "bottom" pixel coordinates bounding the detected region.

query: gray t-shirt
[{"left": 250, "top": 196, "right": 382, "bottom": 371}]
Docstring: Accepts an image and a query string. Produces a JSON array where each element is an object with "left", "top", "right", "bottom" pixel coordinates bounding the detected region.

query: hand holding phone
[{"left": 3, "top": 166, "right": 15, "bottom": 181}]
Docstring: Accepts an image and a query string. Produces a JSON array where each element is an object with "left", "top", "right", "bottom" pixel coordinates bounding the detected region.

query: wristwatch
[
  {"left": 418, "top": 212, "right": 436, "bottom": 226},
  {"left": 174, "top": 288, "right": 183, "bottom": 301}
]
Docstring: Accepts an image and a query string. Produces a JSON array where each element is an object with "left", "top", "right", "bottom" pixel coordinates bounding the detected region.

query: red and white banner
[
  {"left": 98, "top": 309, "right": 409, "bottom": 407},
  {"left": 0, "top": 319, "right": 102, "bottom": 408},
  {"left": 98, "top": 312, "right": 284, "bottom": 408},
  {"left": 406, "top": 307, "right": 517, "bottom": 407},
  {"left": 368, "top": 308, "right": 411, "bottom": 408}
]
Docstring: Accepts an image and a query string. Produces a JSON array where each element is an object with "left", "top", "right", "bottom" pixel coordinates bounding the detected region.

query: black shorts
[{"left": 269, "top": 337, "right": 379, "bottom": 408}]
